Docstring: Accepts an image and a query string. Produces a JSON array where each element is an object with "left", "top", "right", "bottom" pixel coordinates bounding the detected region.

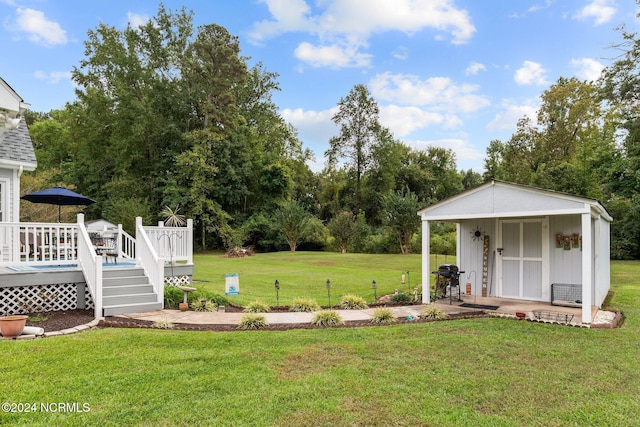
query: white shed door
[{"left": 499, "top": 219, "right": 544, "bottom": 300}]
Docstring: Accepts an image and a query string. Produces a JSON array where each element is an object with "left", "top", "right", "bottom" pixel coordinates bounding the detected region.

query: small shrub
[
  {"left": 153, "top": 319, "right": 174, "bottom": 329},
  {"left": 244, "top": 300, "right": 271, "bottom": 313},
  {"left": 209, "top": 294, "right": 229, "bottom": 308},
  {"left": 237, "top": 314, "right": 269, "bottom": 330},
  {"left": 422, "top": 304, "right": 448, "bottom": 320},
  {"left": 311, "top": 310, "right": 344, "bottom": 327},
  {"left": 189, "top": 289, "right": 227, "bottom": 307},
  {"left": 164, "top": 286, "right": 184, "bottom": 309},
  {"left": 390, "top": 292, "right": 413, "bottom": 304},
  {"left": 371, "top": 307, "right": 397, "bottom": 324},
  {"left": 190, "top": 299, "right": 217, "bottom": 312},
  {"left": 291, "top": 297, "right": 321, "bottom": 312},
  {"left": 430, "top": 288, "right": 445, "bottom": 301},
  {"left": 340, "top": 294, "right": 368, "bottom": 310}
]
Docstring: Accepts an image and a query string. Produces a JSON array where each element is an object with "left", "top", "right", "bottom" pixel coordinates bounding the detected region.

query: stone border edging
[{"left": 3, "top": 318, "right": 104, "bottom": 340}]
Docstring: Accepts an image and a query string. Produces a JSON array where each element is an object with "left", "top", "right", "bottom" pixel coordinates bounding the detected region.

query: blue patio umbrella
[{"left": 21, "top": 186, "right": 96, "bottom": 222}]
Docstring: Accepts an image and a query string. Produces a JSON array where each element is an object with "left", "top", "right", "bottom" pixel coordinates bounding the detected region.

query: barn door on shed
[{"left": 499, "top": 219, "right": 546, "bottom": 300}]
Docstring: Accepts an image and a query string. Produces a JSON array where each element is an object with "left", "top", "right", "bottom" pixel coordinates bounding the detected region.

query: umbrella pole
[{"left": 58, "top": 205, "right": 61, "bottom": 223}]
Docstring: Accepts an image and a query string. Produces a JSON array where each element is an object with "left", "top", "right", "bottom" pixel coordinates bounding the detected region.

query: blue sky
[{"left": 1, "top": 0, "right": 637, "bottom": 173}]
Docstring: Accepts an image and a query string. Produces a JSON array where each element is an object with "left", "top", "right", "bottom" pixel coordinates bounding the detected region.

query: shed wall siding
[
  {"left": 548, "top": 215, "right": 582, "bottom": 286},
  {"left": 458, "top": 219, "right": 496, "bottom": 296}
]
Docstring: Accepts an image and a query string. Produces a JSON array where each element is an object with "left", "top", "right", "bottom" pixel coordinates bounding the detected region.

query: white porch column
[
  {"left": 422, "top": 219, "right": 431, "bottom": 304},
  {"left": 581, "top": 212, "right": 593, "bottom": 323}
]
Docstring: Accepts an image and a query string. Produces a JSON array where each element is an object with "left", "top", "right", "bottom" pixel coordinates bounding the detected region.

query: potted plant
[{"left": 0, "top": 315, "right": 29, "bottom": 338}]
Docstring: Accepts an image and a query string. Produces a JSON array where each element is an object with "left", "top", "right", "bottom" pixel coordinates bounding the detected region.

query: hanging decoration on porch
[
  {"left": 470, "top": 225, "right": 486, "bottom": 241},
  {"left": 555, "top": 232, "right": 582, "bottom": 251}
]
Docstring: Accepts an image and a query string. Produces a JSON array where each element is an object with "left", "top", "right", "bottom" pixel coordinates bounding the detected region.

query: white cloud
[
  {"left": 14, "top": 8, "right": 67, "bottom": 46},
  {"left": 465, "top": 61, "right": 486, "bottom": 76},
  {"left": 249, "top": 0, "right": 311, "bottom": 42},
  {"left": 294, "top": 42, "right": 372, "bottom": 68},
  {"left": 571, "top": 57, "right": 605, "bottom": 81},
  {"left": 250, "top": 0, "right": 475, "bottom": 68},
  {"left": 393, "top": 46, "right": 409, "bottom": 60},
  {"left": 379, "top": 105, "right": 461, "bottom": 137},
  {"left": 33, "top": 70, "right": 72, "bottom": 84},
  {"left": 409, "top": 138, "right": 482, "bottom": 161},
  {"left": 369, "top": 72, "right": 490, "bottom": 113},
  {"left": 281, "top": 106, "right": 338, "bottom": 144},
  {"left": 528, "top": 0, "right": 554, "bottom": 13},
  {"left": 574, "top": 0, "right": 616, "bottom": 25},
  {"left": 514, "top": 60, "right": 547, "bottom": 86},
  {"left": 127, "top": 12, "right": 149, "bottom": 29},
  {"left": 251, "top": 0, "right": 475, "bottom": 43},
  {"left": 486, "top": 99, "right": 539, "bottom": 131}
]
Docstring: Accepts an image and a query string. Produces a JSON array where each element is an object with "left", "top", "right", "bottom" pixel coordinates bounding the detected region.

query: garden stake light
[
  {"left": 275, "top": 279, "right": 280, "bottom": 307},
  {"left": 406, "top": 270, "right": 411, "bottom": 293},
  {"left": 372, "top": 280, "right": 377, "bottom": 301},
  {"left": 326, "top": 279, "right": 331, "bottom": 308}
]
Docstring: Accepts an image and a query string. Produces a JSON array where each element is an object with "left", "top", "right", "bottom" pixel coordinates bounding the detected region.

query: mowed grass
[
  {"left": 0, "top": 256, "right": 638, "bottom": 426},
  {"left": 192, "top": 251, "right": 455, "bottom": 305}
]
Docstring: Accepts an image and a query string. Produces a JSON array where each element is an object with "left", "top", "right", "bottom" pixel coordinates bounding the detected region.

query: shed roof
[
  {"left": 418, "top": 180, "right": 612, "bottom": 222},
  {"left": 0, "top": 116, "right": 37, "bottom": 171}
]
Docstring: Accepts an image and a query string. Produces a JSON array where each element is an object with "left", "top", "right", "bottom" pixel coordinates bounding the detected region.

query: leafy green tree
[
  {"left": 382, "top": 189, "right": 422, "bottom": 254},
  {"left": 326, "top": 84, "right": 388, "bottom": 206},
  {"left": 273, "top": 200, "right": 315, "bottom": 252},
  {"left": 70, "top": 4, "right": 193, "bottom": 216},
  {"left": 328, "top": 211, "right": 362, "bottom": 253}
]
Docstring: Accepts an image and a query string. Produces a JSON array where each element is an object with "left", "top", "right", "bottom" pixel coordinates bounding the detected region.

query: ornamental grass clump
[
  {"left": 422, "top": 304, "right": 448, "bottom": 320},
  {"left": 243, "top": 300, "right": 271, "bottom": 313},
  {"left": 290, "top": 297, "right": 321, "bottom": 312},
  {"left": 371, "top": 307, "right": 397, "bottom": 324},
  {"left": 237, "top": 314, "right": 269, "bottom": 330},
  {"left": 190, "top": 299, "right": 217, "bottom": 312},
  {"left": 152, "top": 319, "right": 175, "bottom": 329},
  {"left": 311, "top": 310, "right": 344, "bottom": 327},
  {"left": 340, "top": 294, "right": 368, "bottom": 310}
]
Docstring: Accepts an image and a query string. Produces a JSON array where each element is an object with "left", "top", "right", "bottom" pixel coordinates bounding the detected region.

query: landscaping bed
[
  {"left": 21, "top": 306, "right": 489, "bottom": 333},
  {"left": 25, "top": 309, "right": 95, "bottom": 332}
]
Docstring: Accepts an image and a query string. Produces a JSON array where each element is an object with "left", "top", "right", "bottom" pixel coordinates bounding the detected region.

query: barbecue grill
[{"left": 433, "top": 264, "right": 464, "bottom": 304}]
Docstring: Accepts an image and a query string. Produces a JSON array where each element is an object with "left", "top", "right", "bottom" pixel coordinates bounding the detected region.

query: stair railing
[
  {"left": 77, "top": 214, "right": 103, "bottom": 317},
  {"left": 135, "top": 217, "right": 164, "bottom": 306}
]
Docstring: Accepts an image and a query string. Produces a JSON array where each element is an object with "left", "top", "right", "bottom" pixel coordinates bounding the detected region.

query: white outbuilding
[{"left": 418, "top": 180, "right": 612, "bottom": 324}]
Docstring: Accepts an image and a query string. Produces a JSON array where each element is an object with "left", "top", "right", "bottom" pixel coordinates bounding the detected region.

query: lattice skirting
[
  {"left": 165, "top": 275, "right": 192, "bottom": 287},
  {"left": 0, "top": 283, "right": 94, "bottom": 316}
]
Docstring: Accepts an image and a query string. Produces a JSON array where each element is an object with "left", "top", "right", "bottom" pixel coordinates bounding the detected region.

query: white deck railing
[
  {"left": 118, "top": 224, "right": 136, "bottom": 259},
  {"left": 0, "top": 215, "right": 193, "bottom": 316},
  {"left": 0, "top": 222, "right": 80, "bottom": 265},
  {"left": 143, "top": 219, "right": 193, "bottom": 264},
  {"left": 77, "top": 214, "right": 103, "bottom": 317},
  {"left": 136, "top": 217, "right": 164, "bottom": 306}
]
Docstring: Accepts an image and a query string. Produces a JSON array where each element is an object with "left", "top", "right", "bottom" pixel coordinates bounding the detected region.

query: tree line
[{"left": 22, "top": 4, "right": 640, "bottom": 259}]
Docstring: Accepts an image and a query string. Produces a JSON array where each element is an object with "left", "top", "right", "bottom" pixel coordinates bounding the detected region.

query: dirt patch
[{"left": 25, "top": 309, "right": 95, "bottom": 333}]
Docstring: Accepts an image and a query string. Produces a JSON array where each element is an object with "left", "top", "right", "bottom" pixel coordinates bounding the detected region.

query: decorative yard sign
[
  {"left": 225, "top": 274, "right": 240, "bottom": 295},
  {"left": 482, "top": 235, "right": 489, "bottom": 297}
]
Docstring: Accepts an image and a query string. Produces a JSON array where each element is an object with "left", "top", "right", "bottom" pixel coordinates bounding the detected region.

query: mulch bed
[
  {"left": 25, "top": 309, "right": 96, "bottom": 332},
  {"left": 22, "top": 306, "right": 490, "bottom": 333}
]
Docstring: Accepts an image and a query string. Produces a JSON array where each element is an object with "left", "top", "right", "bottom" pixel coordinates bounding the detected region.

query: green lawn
[
  {"left": 1, "top": 255, "right": 638, "bottom": 426},
  {"left": 193, "top": 251, "right": 455, "bottom": 305}
]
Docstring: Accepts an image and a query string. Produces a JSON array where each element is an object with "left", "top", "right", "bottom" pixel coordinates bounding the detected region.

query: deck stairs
[{"left": 102, "top": 266, "right": 162, "bottom": 316}]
